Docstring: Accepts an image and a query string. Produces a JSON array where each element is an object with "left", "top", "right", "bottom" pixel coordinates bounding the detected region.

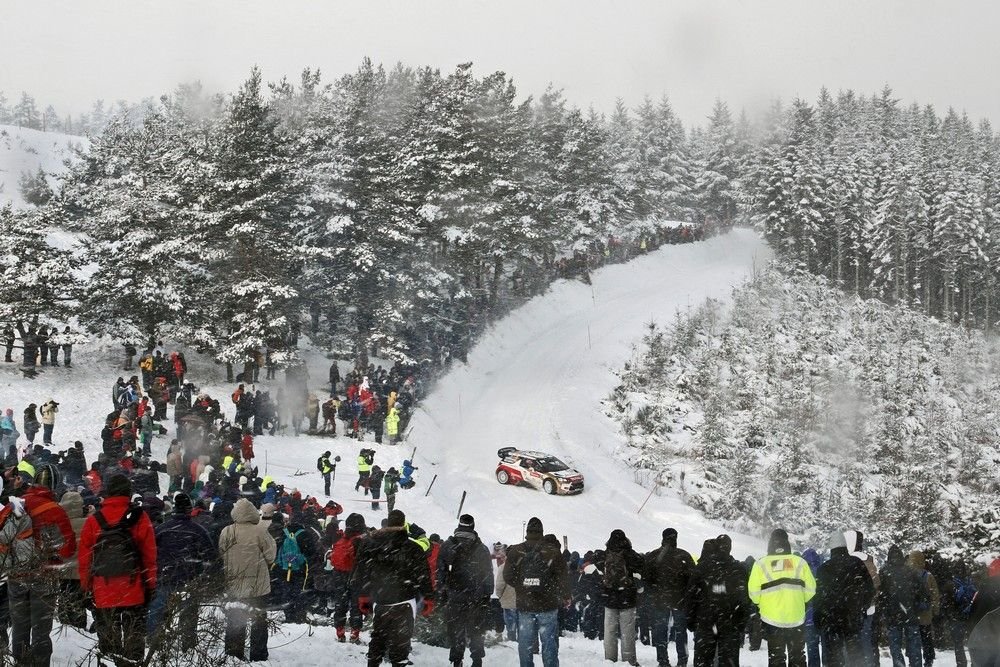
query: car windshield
[{"left": 534, "top": 457, "right": 569, "bottom": 473}]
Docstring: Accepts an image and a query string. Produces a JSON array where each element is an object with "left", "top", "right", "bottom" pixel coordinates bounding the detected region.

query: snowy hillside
[
  {"left": 0, "top": 124, "right": 86, "bottom": 208},
  {"left": 608, "top": 265, "right": 1000, "bottom": 557}
]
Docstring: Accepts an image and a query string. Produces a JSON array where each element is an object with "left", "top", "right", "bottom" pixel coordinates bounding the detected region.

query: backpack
[
  {"left": 954, "top": 576, "right": 977, "bottom": 617},
  {"left": 276, "top": 529, "right": 307, "bottom": 574},
  {"left": 91, "top": 509, "right": 142, "bottom": 580},
  {"left": 0, "top": 504, "right": 36, "bottom": 575},
  {"left": 915, "top": 570, "right": 932, "bottom": 613},
  {"left": 445, "top": 538, "right": 487, "bottom": 593},
  {"left": 317, "top": 456, "right": 326, "bottom": 473},
  {"left": 27, "top": 501, "right": 66, "bottom": 559},
  {"left": 329, "top": 534, "right": 358, "bottom": 573},
  {"left": 519, "top": 544, "right": 548, "bottom": 590},
  {"left": 603, "top": 550, "right": 635, "bottom": 591}
]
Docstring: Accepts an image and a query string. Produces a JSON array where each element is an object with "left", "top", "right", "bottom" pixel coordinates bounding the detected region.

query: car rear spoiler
[{"left": 497, "top": 447, "right": 516, "bottom": 459}]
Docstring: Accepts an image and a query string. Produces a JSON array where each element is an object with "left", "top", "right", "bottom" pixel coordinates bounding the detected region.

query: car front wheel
[
  {"left": 543, "top": 479, "right": 556, "bottom": 495},
  {"left": 497, "top": 470, "right": 510, "bottom": 485}
]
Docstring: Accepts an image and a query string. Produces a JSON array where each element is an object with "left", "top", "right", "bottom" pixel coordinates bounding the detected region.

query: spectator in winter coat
[
  {"left": 644, "top": 527, "right": 696, "bottom": 667},
  {"left": 148, "top": 492, "right": 218, "bottom": 650},
  {"left": 78, "top": 474, "right": 157, "bottom": 667},
  {"left": 844, "top": 529, "right": 880, "bottom": 667},
  {"left": 369, "top": 465, "right": 385, "bottom": 511},
  {"left": 218, "top": 497, "right": 277, "bottom": 662},
  {"left": 909, "top": 550, "right": 941, "bottom": 666},
  {"left": 813, "top": 531, "right": 875, "bottom": 667},
  {"left": 274, "top": 513, "right": 322, "bottom": 624},
  {"left": 495, "top": 549, "right": 519, "bottom": 641},
  {"left": 56, "top": 490, "right": 89, "bottom": 630},
  {"left": 328, "top": 513, "right": 366, "bottom": 643},
  {"left": 39, "top": 400, "right": 57, "bottom": 445},
  {"left": 687, "top": 536, "right": 752, "bottom": 667},
  {"left": 386, "top": 404, "right": 401, "bottom": 446},
  {"left": 436, "top": 514, "right": 494, "bottom": 667},
  {"left": 748, "top": 529, "right": 816, "bottom": 667},
  {"left": 504, "top": 516, "right": 568, "bottom": 667},
  {"left": 10, "top": 464, "right": 77, "bottom": 666},
  {"left": 352, "top": 509, "right": 434, "bottom": 667},
  {"left": 23, "top": 404, "right": 40, "bottom": 444},
  {"left": 590, "top": 528, "right": 644, "bottom": 665},
  {"left": 878, "top": 545, "right": 928, "bottom": 667}
]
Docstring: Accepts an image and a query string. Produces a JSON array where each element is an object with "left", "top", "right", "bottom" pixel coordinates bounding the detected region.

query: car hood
[{"left": 549, "top": 468, "right": 582, "bottom": 480}]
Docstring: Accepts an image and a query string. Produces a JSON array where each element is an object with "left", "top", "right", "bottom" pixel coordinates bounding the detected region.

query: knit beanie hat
[
  {"left": 173, "top": 492, "right": 193, "bottom": 515},
  {"left": 526, "top": 517, "right": 543, "bottom": 538},
  {"left": 260, "top": 503, "right": 276, "bottom": 519},
  {"left": 458, "top": 514, "right": 475, "bottom": 531},
  {"left": 106, "top": 474, "right": 132, "bottom": 498}
]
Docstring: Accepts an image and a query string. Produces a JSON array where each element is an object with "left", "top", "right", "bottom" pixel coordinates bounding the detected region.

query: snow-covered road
[{"left": 402, "top": 228, "right": 772, "bottom": 557}]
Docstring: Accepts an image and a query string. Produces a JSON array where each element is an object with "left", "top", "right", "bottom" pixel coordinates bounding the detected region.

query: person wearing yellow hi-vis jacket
[
  {"left": 355, "top": 448, "right": 374, "bottom": 495},
  {"left": 747, "top": 528, "right": 816, "bottom": 667}
]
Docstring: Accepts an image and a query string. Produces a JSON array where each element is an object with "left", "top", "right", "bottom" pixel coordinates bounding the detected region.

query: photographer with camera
[{"left": 355, "top": 448, "right": 374, "bottom": 495}]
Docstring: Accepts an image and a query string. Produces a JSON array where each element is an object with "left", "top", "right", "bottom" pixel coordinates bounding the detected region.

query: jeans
[
  {"left": 323, "top": 472, "right": 331, "bottom": 496},
  {"left": 804, "top": 623, "right": 821, "bottom": 667},
  {"left": 503, "top": 608, "right": 519, "bottom": 641},
  {"left": 949, "top": 618, "right": 968, "bottom": 667},
  {"left": 652, "top": 606, "right": 688, "bottom": 665},
  {"left": 860, "top": 614, "right": 878, "bottom": 667},
  {"left": 888, "top": 624, "right": 923, "bottom": 667},
  {"left": 604, "top": 606, "right": 637, "bottom": 663},
  {"left": 42, "top": 423, "right": 53, "bottom": 445},
  {"left": 8, "top": 580, "right": 56, "bottom": 665},
  {"left": 919, "top": 624, "right": 935, "bottom": 666},
  {"left": 518, "top": 609, "right": 559, "bottom": 667}
]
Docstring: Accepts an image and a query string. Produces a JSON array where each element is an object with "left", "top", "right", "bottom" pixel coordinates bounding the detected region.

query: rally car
[{"left": 495, "top": 447, "right": 585, "bottom": 495}]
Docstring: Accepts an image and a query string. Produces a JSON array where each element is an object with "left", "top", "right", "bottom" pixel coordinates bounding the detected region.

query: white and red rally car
[{"left": 495, "top": 447, "right": 585, "bottom": 495}]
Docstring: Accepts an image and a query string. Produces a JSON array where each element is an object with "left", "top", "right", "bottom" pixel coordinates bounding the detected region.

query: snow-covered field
[
  {"left": 0, "top": 124, "right": 85, "bottom": 209},
  {"left": 0, "top": 229, "right": 963, "bottom": 665}
]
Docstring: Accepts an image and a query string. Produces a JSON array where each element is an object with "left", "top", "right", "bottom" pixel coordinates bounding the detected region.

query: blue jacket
[{"left": 155, "top": 513, "right": 218, "bottom": 587}]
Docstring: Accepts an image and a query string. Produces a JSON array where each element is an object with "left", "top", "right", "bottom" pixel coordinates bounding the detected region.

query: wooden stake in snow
[
  {"left": 409, "top": 445, "right": 417, "bottom": 462},
  {"left": 424, "top": 474, "right": 438, "bottom": 497},
  {"left": 456, "top": 490, "right": 467, "bottom": 519},
  {"left": 637, "top": 483, "right": 658, "bottom": 514},
  {"left": 562, "top": 535, "right": 569, "bottom": 551}
]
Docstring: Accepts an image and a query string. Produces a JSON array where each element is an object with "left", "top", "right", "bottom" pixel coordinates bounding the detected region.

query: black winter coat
[
  {"left": 687, "top": 552, "right": 752, "bottom": 632},
  {"left": 878, "top": 560, "right": 928, "bottom": 626},
  {"left": 352, "top": 526, "right": 433, "bottom": 605},
  {"left": 436, "top": 530, "right": 494, "bottom": 604},
  {"left": 155, "top": 513, "right": 219, "bottom": 587},
  {"left": 644, "top": 543, "right": 695, "bottom": 609},
  {"left": 504, "top": 535, "right": 569, "bottom": 613},
  {"left": 814, "top": 547, "right": 874, "bottom": 634}
]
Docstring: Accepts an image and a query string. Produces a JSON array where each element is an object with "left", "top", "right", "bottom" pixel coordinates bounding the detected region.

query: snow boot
[
  {"left": 336, "top": 626, "right": 346, "bottom": 642},
  {"left": 350, "top": 628, "right": 362, "bottom": 644}
]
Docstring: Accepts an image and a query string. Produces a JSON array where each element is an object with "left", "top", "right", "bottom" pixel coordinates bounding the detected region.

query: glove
[
  {"left": 357, "top": 596, "right": 372, "bottom": 615},
  {"left": 419, "top": 599, "right": 435, "bottom": 618}
]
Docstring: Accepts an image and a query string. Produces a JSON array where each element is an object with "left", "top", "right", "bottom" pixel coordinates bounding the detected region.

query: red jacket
[
  {"left": 78, "top": 496, "right": 157, "bottom": 608},
  {"left": 241, "top": 434, "right": 254, "bottom": 461},
  {"left": 23, "top": 485, "right": 76, "bottom": 562}
]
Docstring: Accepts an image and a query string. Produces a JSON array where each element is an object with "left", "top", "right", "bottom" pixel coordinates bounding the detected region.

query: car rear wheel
[
  {"left": 496, "top": 470, "right": 510, "bottom": 485},
  {"left": 543, "top": 479, "right": 556, "bottom": 495}
]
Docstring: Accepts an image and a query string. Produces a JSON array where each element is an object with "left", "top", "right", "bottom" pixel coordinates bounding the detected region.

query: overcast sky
[{"left": 3, "top": 0, "right": 998, "bottom": 128}]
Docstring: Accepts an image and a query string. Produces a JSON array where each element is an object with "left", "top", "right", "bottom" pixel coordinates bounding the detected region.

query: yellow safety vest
[
  {"left": 386, "top": 409, "right": 400, "bottom": 437},
  {"left": 748, "top": 553, "right": 816, "bottom": 628},
  {"left": 357, "top": 456, "right": 371, "bottom": 473},
  {"left": 16, "top": 460, "right": 35, "bottom": 478}
]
